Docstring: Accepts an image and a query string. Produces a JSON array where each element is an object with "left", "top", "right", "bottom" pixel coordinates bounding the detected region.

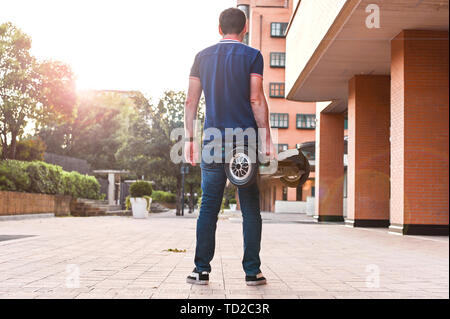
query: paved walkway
[{"left": 0, "top": 211, "right": 448, "bottom": 299}]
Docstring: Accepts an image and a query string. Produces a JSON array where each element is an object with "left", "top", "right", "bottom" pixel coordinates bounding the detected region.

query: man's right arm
[{"left": 250, "top": 76, "right": 276, "bottom": 159}]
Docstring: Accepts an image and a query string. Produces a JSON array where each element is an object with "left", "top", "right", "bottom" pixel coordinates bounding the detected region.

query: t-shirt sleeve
[
  {"left": 189, "top": 53, "right": 201, "bottom": 79},
  {"left": 250, "top": 51, "right": 264, "bottom": 79}
]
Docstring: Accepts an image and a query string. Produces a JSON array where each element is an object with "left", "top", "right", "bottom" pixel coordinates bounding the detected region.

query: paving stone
[{"left": 0, "top": 213, "right": 447, "bottom": 299}]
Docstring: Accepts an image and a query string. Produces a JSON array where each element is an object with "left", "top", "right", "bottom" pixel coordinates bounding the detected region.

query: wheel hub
[{"left": 230, "top": 153, "right": 251, "bottom": 181}]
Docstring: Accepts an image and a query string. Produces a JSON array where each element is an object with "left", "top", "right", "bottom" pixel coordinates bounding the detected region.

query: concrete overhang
[{"left": 285, "top": 0, "right": 449, "bottom": 113}]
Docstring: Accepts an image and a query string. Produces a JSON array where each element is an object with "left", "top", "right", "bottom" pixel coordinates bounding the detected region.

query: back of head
[{"left": 219, "top": 7, "right": 247, "bottom": 35}]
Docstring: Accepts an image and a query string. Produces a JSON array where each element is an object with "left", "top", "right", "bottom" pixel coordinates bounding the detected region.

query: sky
[{"left": 0, "top": 0, "right": 236, "bottom": 99}]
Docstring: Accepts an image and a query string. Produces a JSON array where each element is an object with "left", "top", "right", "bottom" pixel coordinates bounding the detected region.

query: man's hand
[
  {"left": 184, "top": 141, "right": 199, "bottom": 166},
  {"left": 266, "top": 138, "right": 277, "bottom": 161}
]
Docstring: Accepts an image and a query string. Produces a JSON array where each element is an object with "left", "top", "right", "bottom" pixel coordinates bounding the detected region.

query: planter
[
  {"left": 229, "top": 204, "right": 237, "bottom": 211},
  {"left": 130, "top": 197, "right": 152, "bottom": 219}
]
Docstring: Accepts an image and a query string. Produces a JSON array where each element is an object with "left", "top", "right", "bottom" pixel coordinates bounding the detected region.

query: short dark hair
[{"left": 219, "top": 8, "right": 247, "bottom": 35}]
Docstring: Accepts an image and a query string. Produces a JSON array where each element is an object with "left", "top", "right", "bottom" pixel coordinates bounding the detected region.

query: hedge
[
  {"left": 151, "top": 190, "right": 176, "bottom": 203},
  {"left": 0, "top": 160, "right": 102, "bottom": 200}
]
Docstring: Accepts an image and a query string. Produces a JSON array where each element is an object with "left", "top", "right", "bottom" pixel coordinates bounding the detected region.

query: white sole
[
  {"left": 246, "top": 279, "right": 267, "bottom": 286},
  {"left": 186, "top": 278, "right": 209, "bottom": 285}
]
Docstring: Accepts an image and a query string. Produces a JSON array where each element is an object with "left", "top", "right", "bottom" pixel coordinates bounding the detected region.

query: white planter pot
[
  {"left": 130, "top": 197, "right": 151, "bottom": 219},
  {"left": 229, "top": 204, "right": 237, "bottom": 211}
]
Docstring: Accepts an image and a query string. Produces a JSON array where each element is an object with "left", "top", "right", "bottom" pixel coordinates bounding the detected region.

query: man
[{"left": 184, "top": 7, "right": 275, "bottom": 286}]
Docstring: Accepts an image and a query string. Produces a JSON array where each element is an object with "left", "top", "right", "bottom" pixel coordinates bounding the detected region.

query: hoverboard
[{"left": 224, "top": 144, "right": 310, "bottom": 188}]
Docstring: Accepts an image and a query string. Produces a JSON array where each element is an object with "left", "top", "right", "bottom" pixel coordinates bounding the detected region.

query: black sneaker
[
  {"left": 186, "top": 268, "right": 209, "bottom": 285},
  {"left": 245, "top": 273, "right": 267, "bottom": 286}
]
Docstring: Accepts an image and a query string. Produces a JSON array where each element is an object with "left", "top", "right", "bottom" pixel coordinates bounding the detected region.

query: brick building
[
  {"left": 285, "top": 0, "right": 449, "bottom": 235},
  {"left": 237, "top": 0, "right": 317, "bottom": 213}
]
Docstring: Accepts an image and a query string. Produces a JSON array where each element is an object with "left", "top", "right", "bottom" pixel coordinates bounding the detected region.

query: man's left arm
[{"left": 184, "top": 77, "right": 202, "bottom": 166}]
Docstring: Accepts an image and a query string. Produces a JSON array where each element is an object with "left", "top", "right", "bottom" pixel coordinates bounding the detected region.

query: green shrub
[
  {"left": 26, "top": 161, "right": 65, "bottom": 194},
  {"left": 81, "top": 175, "right": 102, "bottom": 200},
  {"left": 61, "top": 171, "right": 77, "bottom": 197},
  {"left": 151, "top": 190, "right": 176, "bottom": 203},
  {"left": 129, "top": 181, "right": 153, "bottom": 198},
  {"left": 0, "top": 160, "right": 31, "bottom": 192},
  {"left": 229, "top": 198, "right": 237, "bottom": 204},
  {"left": 0, "top": 160, "right": 101, "bottom": 199}
]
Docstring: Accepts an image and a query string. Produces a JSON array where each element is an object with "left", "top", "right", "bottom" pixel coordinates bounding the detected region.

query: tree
[
  {"left": 39, "top": 90, "right": 136, "bottom": 170},
  {"left": 150, "top": 91, "right": 205, "bottom": 214},
  {"left": 0, "top": 22, "right": 76, "bottom": 159},
  {"left": 15, "top": 136, "right": 46, "bottom": 161},
  {"left": 64, "top": 92, "right": 124, "bottom": 169},
  {"left": 36, "top": 60, "right": 77, "bottom": 124},
  {"left": 0, "top": 22, "right": 39, "bottom": 159},
  {"left": 117, "top": 91, "right": 186, "bottom": 190},
  {"left": 116, "top": 90, "right": 205, "bottom": 214},
  {"left": 115, "top": 92, "right": 155, "bottom": 177}
]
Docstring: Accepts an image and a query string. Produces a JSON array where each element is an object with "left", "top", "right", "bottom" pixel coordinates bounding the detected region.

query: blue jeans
[{"left": 194, "top": 159, "right": 262, "bottom": 276}]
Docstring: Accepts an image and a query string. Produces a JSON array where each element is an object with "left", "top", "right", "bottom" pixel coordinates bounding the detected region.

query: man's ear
[{"left": 219, "top": 25, "right": 224, "bottom": 36}]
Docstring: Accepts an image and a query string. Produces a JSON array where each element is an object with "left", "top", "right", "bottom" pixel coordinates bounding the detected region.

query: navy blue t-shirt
[{"left": 190, "top": 39, "right": 264, "bottom": 143}]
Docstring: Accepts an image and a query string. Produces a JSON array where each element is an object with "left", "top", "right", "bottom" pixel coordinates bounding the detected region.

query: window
[
  {"left": 238, "top": 4, "right": 250, "bottom": 18},
  {"left": 271, "top": 22, "right": 288, "bottom": 37},
  {"left": 344, "top": 119, "right": 348, "bottom": 130},
  {"left": 269, "top": 83, "right": 285, "bottom": 98},
  {"left": 277, "top": 144, "right": 288, "bottom": 153},
  {"left": 270, "top": 113, "right": 289, "bottom": 128},
  {"left": 296, "top": 114, "right": 316, "bottom": 129},
  {"left": 270, "top": 52, "right": 286, "bottom": 68}
]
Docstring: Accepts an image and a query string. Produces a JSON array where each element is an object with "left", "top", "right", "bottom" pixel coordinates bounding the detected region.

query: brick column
[
  {"left": 390, "top": 30, "right": 449, "bottom": 235},
  {"left": 346, "top": 75, "right": 391, "bottom": 228},
  {"left": 315, "top": 112, "right": 345, "bottom": 222}
]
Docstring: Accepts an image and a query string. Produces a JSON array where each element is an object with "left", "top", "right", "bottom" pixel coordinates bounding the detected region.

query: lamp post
[{"left": 180, "top": 164, "right": 189, "bottom": 216}]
